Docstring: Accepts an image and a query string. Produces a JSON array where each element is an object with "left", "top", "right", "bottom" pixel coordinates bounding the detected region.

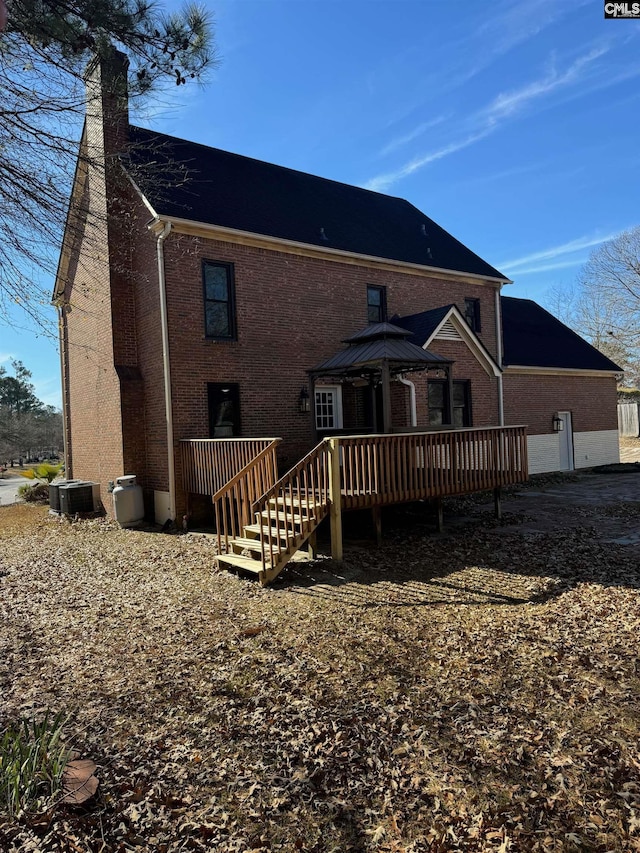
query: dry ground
[{"left": 1, "top": 468, "right": 639, "bottom": 852}]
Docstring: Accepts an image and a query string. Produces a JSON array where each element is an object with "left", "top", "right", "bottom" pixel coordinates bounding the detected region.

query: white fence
[{"left": 618, "top": 403, "right": 640, "bottom": 437}]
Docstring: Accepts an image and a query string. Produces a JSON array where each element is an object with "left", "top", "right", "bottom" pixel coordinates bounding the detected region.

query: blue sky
[{"left": 2, "top": 0, "right": 639, "bottom": 407}]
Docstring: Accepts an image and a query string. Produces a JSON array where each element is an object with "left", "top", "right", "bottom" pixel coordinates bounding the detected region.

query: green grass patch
[{"left": 0, "top": 710, "right": 71, "bottom": 819}]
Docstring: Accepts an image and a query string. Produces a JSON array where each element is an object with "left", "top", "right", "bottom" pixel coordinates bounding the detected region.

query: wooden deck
[{"left": 180, "top": 426, "right": 528, "bottom": 585}]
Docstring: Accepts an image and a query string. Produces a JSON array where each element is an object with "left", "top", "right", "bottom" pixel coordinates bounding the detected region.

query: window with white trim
[{"left": 314, "top": 385, "right": 343, "bottom": 431}]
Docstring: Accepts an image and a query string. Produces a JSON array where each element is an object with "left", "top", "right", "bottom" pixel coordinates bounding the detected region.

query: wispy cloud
[
  {"left": 367, "top": 129, "right": 491, "bottom": 192},
  {"left": 0, "top": 352, "right": 14, "bottom": 366},
  {"left": 476, "top": 0, "right": 563, "bottom": 61},
  {"left": 364, "top": 44, "right": 611, "bottom": 192},
  {"left": 373, "top": 0, "right": 565, "bottom": 141},
  {"left": 499, "top": 231, "right": 621, "bottom": 271},
  {"left": 502, "top": 258, "right": 589, "bottom": 276},
  {"left": 378, "top": 115, "right": 448, "bottom": 158},
  {"left": 498, "top": 229, "right": 628, "bottom": 277},
  {"left": 486, "top": 45, "right": 609, "bottom": 121}
]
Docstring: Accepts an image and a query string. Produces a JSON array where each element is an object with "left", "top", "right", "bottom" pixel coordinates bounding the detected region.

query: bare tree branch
[
  {"left": 0, "top": 0, "right": 217, "bottom": 333},
  {"left": 550, "top": 227, "right": 640, "bottom": 387}
]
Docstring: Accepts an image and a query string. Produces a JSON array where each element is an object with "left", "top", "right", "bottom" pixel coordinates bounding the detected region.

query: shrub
[
  {"left": 17, "top": 482, "right": 50, "bottom": 503},
  {"left": 20, "top": 463, "right": 62, "bottom": 484},
  {"left": 0, "top": 711, "right": 71, "bottom": 819},
  {"left": 618, "top": 388, "right": 640, "bottom": 403}
]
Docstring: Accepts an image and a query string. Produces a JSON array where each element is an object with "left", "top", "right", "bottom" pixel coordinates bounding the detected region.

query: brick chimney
[{"left": 84, "top": 48, "right": 130, "bottom": 163}]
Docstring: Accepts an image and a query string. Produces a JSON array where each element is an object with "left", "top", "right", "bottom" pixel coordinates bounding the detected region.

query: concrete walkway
[
  {"left": 620, "top": 436, "right": 640, "bottom": 463},
  {"left": 501, "top": 466, "right": 640, "bottom": 546},
  {"left": 0, "top": 476, "right": 24, "bottom": 506}
]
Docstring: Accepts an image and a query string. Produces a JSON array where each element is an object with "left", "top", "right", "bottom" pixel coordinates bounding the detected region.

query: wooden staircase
[
  {"left": 214, "top": 442, "right": 330, "bottom": 585},
  {"left": 197, "top": 427, "right": 529, "bottom": 586}
]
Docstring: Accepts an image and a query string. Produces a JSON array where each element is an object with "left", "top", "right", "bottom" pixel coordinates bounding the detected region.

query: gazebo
[{"left": 309, "top": 321, "right": 453, "bottom": 433}]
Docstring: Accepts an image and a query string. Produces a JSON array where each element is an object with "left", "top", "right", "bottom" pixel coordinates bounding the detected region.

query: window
[
  {"left": 208, "top": 383, "right": 241, "bottom": 437},
  {"left": 464, "top": 297, "right": 481, "bottom": 333},
  {"left": 428, "top": 380, "right": 471, "bottom": 428},
  {"left": 203, "top": 260, "right": 236, "bottom": 339},
  {"left": 315, "top": 385, "right": 343, "bottom": 431},
  {"left": 367, "top": 285, "right": 387, "bottom": 324}
]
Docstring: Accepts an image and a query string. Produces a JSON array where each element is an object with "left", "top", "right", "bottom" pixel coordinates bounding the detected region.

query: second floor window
[
  {"left": 367, "top": 285, "right": 387, "bottom": 324},
  {"left": 464, "top": 297, "right": 481, "bottom": 333},
  {"left": 203, "top": 260, "right": 236, "bottom": 340}
]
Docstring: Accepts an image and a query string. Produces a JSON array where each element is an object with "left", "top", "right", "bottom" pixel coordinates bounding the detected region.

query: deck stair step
[
  {"left": 214, "top": 439, "right": 331, "bottom": 585},
  {"left": 230, "top": 537, "right": 268, "bottom": 554},
  {"left": 269, "top": 497, "right": 318, "bottom": 513},
  {"left": 216, "top": 553, "right": 264, "bottom": 575},
  {"left": 258, "top": 510, "right": 305, "bottom": 526},
  {"left": 244, "top": 523, "right": 291, "bottom": 542},
  {"left": 241, "top": 531, "right": 306, "bottom": 552}
]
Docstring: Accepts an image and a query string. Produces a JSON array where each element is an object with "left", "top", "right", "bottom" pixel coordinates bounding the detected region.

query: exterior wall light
[
  {"left": 552, "top": 413, "right": 564, "bottom": 432},
  {"left": 298, "top": 387, "right": 310, "bottom": 413}
]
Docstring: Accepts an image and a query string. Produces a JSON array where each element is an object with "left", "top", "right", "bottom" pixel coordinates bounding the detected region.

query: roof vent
[
  {"left": 435, "top": 319, "right": 463, "bottom": 341},
  {"left": 420, "top": 224, "right": 428, "bottom": 237},
  {"left": 426, "top": 247, "right": 433, "bottom": 259},
  {"left": 320, "top": 227, "right": 329, "bottom": 242}
]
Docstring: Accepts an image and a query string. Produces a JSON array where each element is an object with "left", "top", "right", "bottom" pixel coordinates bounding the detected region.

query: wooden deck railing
[
  {"left": 251, "top": 440, "right": 331, "bottom": 572},
  {"left": 180, "top": 437, "right": 280, "bottom": 497},
  {"left": 210, "top": 440, "right": 280, "bottom": 554},
  {"left": 183, "top": 427, "right": 528, "bottom": 577},
  {"left": 338, "top": 426, "right": 528, "bottom": 510}
]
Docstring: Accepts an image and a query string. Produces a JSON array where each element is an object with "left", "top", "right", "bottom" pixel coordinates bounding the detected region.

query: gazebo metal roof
[{"left": 309, "top": 321, "right": 451, "bottom": 378}]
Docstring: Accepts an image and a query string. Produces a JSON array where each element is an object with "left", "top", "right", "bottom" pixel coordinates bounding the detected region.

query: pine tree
[{"left": 0, "top": 1, "right": 216, "bottom": 329}]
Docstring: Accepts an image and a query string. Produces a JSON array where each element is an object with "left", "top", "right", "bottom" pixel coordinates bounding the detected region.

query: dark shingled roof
[
  {"left": 127, "top": 126, "right": 507, "bottom": 281},
  {"left": 392, "top": 305, "right": 455, "bottom": 346},
  {"left": 501, "top": 297, "right": 622, "bottom": 371}
]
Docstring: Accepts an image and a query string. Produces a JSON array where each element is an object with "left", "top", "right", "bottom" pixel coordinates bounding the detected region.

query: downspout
[
  {"left": 495, "top": 286, "right": 505, "bottom": 426},
  {"left": 56, "top": 301, "right": 72, "bottom": 477},
  {"left": 155, "top": 220, "right": 175, "bottom": 521},
  {"left": 398, "top": 374, "right": 417, "bottom": 428}
]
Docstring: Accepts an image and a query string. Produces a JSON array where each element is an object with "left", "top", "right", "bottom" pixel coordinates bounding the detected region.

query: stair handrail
[
  {"left": 251, "top": 439, "right": 331, "bottom": 572},
  {"left": 212, "top": 438, "right": 281, "bottom": 555},
  {"left": 251, "top": 439, "right": 329, "bottom": 514}
]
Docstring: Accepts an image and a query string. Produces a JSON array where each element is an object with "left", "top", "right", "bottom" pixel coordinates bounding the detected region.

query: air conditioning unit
[
  {"left": 58, "top": 482, "right": 101, "bottom": 515},
  {"left": 49, "top": 479, "right": 82, "bottom": 513}
]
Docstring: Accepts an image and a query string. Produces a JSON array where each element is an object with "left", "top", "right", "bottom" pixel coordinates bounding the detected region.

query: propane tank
[{"left": 112, "top": 474, "right": 144, "bottom": 527}]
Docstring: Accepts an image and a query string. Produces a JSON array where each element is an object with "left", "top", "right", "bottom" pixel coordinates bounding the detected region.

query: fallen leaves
[{"left": 0, "top": 475, "right": 639, "bottom": 851}]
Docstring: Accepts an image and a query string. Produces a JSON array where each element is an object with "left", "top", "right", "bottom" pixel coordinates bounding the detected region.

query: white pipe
[
  {"left": 155, "top": 221, "right": 175, "bottom": 521},
  {"left": 495, "top": 286, "right": 505, "bottom": 426},
  {"left": 398, "top": 374, "right": 417, "bottom": 427}
]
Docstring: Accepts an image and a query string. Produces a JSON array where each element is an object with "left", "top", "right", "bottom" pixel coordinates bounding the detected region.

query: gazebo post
[
  {"left": 381, "top": 360, "right": 392, "bottom": 434},
  {"left": 369, "top": 374, "right": 378, "bottom": 433},
  {"left": 446, "top": 364, "right": 455, "bottom": 427}
]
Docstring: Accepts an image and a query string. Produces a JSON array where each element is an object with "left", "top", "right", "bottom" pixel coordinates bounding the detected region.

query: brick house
[
  {"left": 53, "top": 52, "right": 620, "bottom": 530},
  {"left": 501, "top": 297, "right": 621, "bottom": 474}
]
